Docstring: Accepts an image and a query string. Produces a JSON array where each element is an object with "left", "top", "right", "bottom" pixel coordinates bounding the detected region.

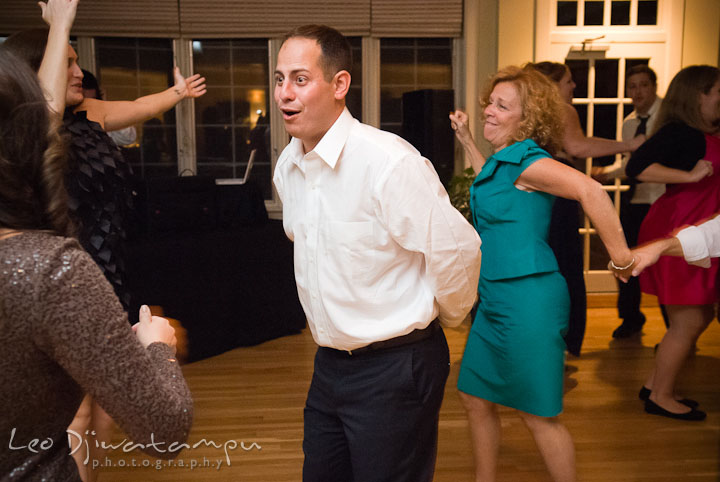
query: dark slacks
[
  {"left": 302, "top": 326, "right": 450, "bottom": 482},
  {"left": 617, "top": 203, "right": 651, "bottom": 322},
  {"left": 548, "top": 196, "right": 586, "bottom": 356},
  {"left": 617, "top": 202, "right": 671, "bottom": 327}
]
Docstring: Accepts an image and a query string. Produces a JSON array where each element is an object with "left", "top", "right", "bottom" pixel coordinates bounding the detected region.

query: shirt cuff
[{"left": 676, "top": 226, "right": 711, "bottom": 268}]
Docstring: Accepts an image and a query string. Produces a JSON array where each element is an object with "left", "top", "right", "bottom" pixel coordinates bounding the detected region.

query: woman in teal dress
[{"left": 449, "top": 66, "right": 635, "bottom": 482}]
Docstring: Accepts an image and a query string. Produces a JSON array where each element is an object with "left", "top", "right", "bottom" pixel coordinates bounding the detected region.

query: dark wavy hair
[
  {"left": 0, "top": 28, "right": 49, "bottom": 73},
  {"left": 654, "top": 65, "right": 720, "bottom": 134},
  {"left": 281, "top": 24, "right": 352, "bottom": 81},
  {"left": 0, "top": 49, "right": 73, "bottom": 236},
  {"left": 479, "top": 65, "right": 565, "bottom": 156}
]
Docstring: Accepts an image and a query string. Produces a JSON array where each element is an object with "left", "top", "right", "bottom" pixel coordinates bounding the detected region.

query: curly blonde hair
[{"left": 479, "top": 65, "right": 565, "bottom": 156}]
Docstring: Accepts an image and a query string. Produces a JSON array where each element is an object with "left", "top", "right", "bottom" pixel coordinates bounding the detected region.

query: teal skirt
[{"left": 458, "top": 271, "right": 570, "bottom": 417}]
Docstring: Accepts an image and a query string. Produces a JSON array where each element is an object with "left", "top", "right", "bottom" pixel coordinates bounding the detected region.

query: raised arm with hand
[
  {"left": 83, "top": 67, "right": 207, "bottom": 131},
  {"left": 562, "top": 103, "right": 643, "bottom": 159},
  {"left": 36, "top": 0, "right": 78, "bottom": 114},
  {"left": 449, "top": 109, "right": 487, "bottom": 174}
]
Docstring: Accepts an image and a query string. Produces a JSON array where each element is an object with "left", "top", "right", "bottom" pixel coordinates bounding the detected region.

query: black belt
[{"left": 339, "top": 319, "right": 440, "bottom": 355}]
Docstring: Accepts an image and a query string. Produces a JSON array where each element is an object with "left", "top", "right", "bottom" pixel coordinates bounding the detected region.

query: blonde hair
[{"left": 479, "top": 65, "right": 565, "bottom": 156}]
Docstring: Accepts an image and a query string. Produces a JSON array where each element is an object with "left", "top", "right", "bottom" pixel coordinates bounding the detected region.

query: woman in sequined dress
[
  {"left": 1, "top": 2, "right": 204, "bottom": 480},
  {"left": 0, "top": 2, "right": 193, "bottom": 481}
]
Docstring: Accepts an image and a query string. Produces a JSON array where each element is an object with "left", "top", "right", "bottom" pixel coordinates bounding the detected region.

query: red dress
[{"left": 637, "top": 133, "right": 720, "bottom": 305}]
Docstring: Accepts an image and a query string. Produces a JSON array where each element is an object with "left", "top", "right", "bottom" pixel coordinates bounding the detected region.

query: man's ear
[{"left": 333, "top": 70, "right": 351, "bottom": 100}]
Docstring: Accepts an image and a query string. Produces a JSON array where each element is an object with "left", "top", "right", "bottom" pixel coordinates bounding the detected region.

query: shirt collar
[
  {"left": 647, "top": 96, "right": 661, "bottom": 116},
  {"left": 491, "top": 138, "right": 540, "bottom": 165},
  {"left": 290, "top": 107, "right": 355, "bottom": 171},
  {"left": 633, "top": 96, "right": 662, "bottom": 119}
]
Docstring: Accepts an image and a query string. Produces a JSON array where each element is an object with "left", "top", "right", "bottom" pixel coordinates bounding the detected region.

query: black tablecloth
[{"left": 126, "top": 178, "right": 305, "bottom": 362}]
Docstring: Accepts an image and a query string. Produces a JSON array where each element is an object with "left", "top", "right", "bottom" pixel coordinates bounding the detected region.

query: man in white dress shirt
[
  {"left": 597, "top": 64, "right": 667, "bottom": 338},
  {"left": 272, "top": 25, "right": 481, "bottom": 482}
]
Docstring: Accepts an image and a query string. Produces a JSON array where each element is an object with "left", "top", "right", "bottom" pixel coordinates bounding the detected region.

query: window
[
  {"left": 193, "top": 39, "right": 272, "bottom": 199},
  {"left": 556, "top": 0, "right": 658, "bottom": 27},
  {"left": 78, "top": 33, "right": 452, "bottom": 213},
  {"left": 380, "top": 38, "right": 453, "bottom": 135},
  {"left": 567, "top": 57, "right": 650, "bottom": 271},
  {"left": 96, "top": 38, "right": 177, "bottom": 179},
  {"left": 346, "top": 37, "right": 363, "bottom": 121}
]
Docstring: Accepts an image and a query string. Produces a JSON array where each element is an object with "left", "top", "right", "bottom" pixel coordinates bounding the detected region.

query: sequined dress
[
  {"left": 0, "top": 232, "right": 192, "bottom": 480},
  {"left": 63, "top": 109, "right": 136, "bottom": 309}
]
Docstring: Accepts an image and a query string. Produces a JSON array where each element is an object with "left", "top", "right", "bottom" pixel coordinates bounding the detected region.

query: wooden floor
[{"left": 100, "top": 303, "right": 720, "bottom": 481}]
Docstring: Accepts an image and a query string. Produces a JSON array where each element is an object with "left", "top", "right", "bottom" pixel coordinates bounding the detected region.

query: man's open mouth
[{"left": 282, "top": 108, "right": 300, "bottom": 119}]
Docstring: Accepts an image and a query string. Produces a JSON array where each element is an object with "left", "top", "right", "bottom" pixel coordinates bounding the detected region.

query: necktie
[
  {"left": 626, "top": 115, "right": 649, "bottom": 202},
  {"left": 635, "top": 115, "right": 649, "bottom": 137}
]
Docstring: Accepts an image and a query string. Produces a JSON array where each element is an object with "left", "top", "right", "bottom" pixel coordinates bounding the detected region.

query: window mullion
[
  {"left": 174, "top": 38, "right": 197, "bottom": 176},
  {"left": 362, "top": 37, "right": 380, "bottom": 128},
  {"left": 76, "top": 37, "right": 96, "bottom": 74},
  {"left": 266, "top": 37, "right": 287, "bottom": 217}
]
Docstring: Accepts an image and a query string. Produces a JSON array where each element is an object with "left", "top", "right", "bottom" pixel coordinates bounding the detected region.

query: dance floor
[{"left": 100, "top": 300, "right": 720, "bottom": 481}]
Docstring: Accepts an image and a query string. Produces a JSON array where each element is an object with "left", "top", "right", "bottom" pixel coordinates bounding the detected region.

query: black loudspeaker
[
  {"left": 401, "top": 89, "right": 455, "bottom": 188},
  {"left": 141, "top": 176, "right": 217, "bottom": 234}
]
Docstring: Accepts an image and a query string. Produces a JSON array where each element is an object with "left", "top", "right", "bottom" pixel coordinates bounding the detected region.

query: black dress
[
  {"left": 63, "top": 109, "right": 136, "bottom": 311},
  {"left": 549, "top": 157, "right": 587, "bottom": 357}
]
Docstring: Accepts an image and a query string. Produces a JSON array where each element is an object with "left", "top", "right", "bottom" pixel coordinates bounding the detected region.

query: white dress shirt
[
  {"left": 273, "top": 108, "right": 482, "bottom": 351},
  {"left": 108, "top": 126, "right": 137, "bottom": 147},
  {"left": 605, "top": 96, "right": 665, "bottom": 204},
  {"left": 676, "top": 217, "right": 720, "bottom": 268}
]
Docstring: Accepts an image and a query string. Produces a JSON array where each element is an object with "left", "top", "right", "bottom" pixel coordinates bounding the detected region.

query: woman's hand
[
  {"left": 449, "top": 109, "right": 474, "bottom": 145},
  {"left": 607, "top": 255, "right": 636, "bottom": 282},
  {"left": 172, "top": 67, "right": 207, "bottom": 100},
  {"left": 688, "top": 159, "right": 713, "bottom": 182},
  {"left": 134, "top": 305, "right": 177, "bottom": 352},
  {"left": 38, "top": 0, "right": 78, "bottom": 29}
]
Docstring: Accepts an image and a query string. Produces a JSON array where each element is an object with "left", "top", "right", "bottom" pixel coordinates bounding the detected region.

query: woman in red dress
[{"left": 626, "top": 65, "right": 720, "bottom": 421}]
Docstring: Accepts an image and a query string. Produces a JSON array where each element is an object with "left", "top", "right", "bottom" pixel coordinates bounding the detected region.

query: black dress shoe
[
  {"left": 612, "top": 315, "right": 646, "bottom": 339},
  {"left": 644, "top": 399, "right": 706, "bottom": 421},
  {"left": 638, "top": 386, "right": 699, "bottom": 409}
]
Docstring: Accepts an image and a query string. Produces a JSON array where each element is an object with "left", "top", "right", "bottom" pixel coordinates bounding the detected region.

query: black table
[{"left": 126, "top": 178, "right": 305, "bottom": 362}]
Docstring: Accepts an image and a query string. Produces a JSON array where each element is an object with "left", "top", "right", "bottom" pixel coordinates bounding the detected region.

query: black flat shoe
[
  {"left": 644, "top": 399, "right": 706, "bottom": 421},
  {"left": 638, "top": 386, "right": 699, "bottom": 409}
]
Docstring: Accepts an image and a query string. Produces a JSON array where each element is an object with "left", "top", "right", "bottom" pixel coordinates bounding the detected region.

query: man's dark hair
[
  {"left": 626, "top": 64, "right": 657, "bottom": 85},
  {"left": 282, "top": 24, "right": 352, "bottom": 81},
  {"left": 81, "top": 69, "right": 103, "bottom": 99}
]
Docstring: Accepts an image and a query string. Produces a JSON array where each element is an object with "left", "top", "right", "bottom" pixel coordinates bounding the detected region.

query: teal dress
[{"left": 457, "top": 139, "right": 570, "bottom": 417}]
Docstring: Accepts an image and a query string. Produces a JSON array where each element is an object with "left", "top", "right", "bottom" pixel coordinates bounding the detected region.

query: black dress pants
[
  {"left": 618, "top": 202, "right": 671, "bottom": 327},
  {"left": 302, "top": 327, "right": 450, "bottom": 482},
  {"left": 617, "top": 203, "right": 651, "bottom": 322}
]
